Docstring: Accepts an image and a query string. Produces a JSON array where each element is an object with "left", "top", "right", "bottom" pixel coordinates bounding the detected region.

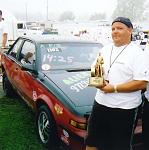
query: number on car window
[{"left": 42, "top": 54, "right": 74, "bottom": 63}]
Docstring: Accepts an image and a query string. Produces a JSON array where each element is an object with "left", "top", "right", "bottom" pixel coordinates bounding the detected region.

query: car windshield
[{"left": 39, "top": 43, "right": 102, "bottom": 71}]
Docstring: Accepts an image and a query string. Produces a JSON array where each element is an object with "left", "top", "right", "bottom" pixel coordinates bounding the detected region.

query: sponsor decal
[
  {"left": 60, "top": 129, "right": 70, "bottom": 145},
  {"left": 61, "top": 135, "right": 69, "bottom": 145},
  {"left": 70, "top": 79, "right": 89, "bottom": 92},
  {"left": 63, "top": 129, "right": 69, "bottom": 138},
  {"left": 63, "top": 72, "right": 89, "bottom": 85},
  {"left": 63, "top": 72, "right": 90, "bottom": 92},
  {"left": 32, "top": 91, "right": 37, "bottom": 101},
  {"left": 54, "top": 103, "right": 63, "bottom": 115},
  {"left": 41, "top": 64, "right": 51, "bottom": 70}
]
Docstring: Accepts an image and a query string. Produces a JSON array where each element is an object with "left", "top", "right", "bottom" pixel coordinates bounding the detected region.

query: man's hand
[
  {"left": 95, "top": 80, "right": 109, "bottom": 89},
  {"left": 99, "top": 84, "right": 114, "bottom": 93}
]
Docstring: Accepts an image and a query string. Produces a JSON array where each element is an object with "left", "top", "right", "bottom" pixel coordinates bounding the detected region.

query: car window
[
  {"left": 40, "top": 43, "right": 102, "bottom": 70},
  {"left": 9, "top": 39, "right": 23, "bottom": 58},
  {"left": 19, "top": 41, "right": 36, "bottom": 65}
]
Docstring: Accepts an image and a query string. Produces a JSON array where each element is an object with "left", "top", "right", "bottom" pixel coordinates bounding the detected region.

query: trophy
[{"left": 89, "top": 55, "right": 104, "bottom": 87}]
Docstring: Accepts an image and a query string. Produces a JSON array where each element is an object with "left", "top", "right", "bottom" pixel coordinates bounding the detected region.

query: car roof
[{"left": 20, "top": 35, "right": 100, "bottom": 44}]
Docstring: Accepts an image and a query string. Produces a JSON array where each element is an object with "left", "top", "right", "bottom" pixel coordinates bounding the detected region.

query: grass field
[{"left": 0, "top": 84, "right": 47, "bottom": 150}]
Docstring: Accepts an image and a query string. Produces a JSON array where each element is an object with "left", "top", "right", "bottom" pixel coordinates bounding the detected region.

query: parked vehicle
[
  {"left": 17, "top": 21, "right": 44, "bottom": 36},
  {"left": 1, "top": 35, "right": 142, "bottom": 150},
  {"left": 42, "top": 27, "right": 58, "bottom": 35}
]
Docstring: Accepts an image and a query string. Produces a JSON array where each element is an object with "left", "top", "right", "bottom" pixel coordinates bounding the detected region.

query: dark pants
[
  {"left": 85, "top": 101, "right": 138, "bottom": 150},
  {"left": 142, "top": 95, "right": 149, "bottom": 150}
]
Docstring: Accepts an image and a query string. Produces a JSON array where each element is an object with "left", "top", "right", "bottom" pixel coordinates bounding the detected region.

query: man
[
  {"left": 142, "top": 44, "right": 149, "bottom": 150},
  {"left": 0, "top": 10, "right": 8, "bottom": 49},
  {"left": 0, "top": 10, "right": 8, "bottom": 81},
  {"left": 142, "top": 85, "right": 149, "bottom": 150},
  {"left": 85, "top": 17, "right": 149, "bottom": 150}
]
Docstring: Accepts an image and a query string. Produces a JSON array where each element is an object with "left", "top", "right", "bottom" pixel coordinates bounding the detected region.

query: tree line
[{"left": 59, "top": 0, "right": 149, "bottom": 22}]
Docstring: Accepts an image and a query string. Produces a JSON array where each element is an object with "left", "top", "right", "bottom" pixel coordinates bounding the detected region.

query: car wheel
[
  {"left": 37, "top": 105, "right": 60, "bottom": 149},
  {"left": 2, "top": 72, "right": 15, "bottom": 97}
]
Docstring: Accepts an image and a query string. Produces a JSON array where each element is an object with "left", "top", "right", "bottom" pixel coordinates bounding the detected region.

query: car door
[
  {"left": 12, "top": 40, "right": 37, "bottom": 107},
  {"left": 4, "top": 38, "right": 24, "bottom": 86}
]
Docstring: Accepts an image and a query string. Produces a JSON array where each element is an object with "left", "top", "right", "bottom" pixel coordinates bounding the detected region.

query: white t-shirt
[
  {"left": 95, "top": 42, "right": 149, "bottom": 109},
  {"left": 0, "top": 20, "right": 8, "bottom": 46}
]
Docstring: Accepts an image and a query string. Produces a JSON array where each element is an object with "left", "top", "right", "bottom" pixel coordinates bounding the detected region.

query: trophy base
[{"left": 89, "top": 77, "right": 104, "bottom": 87}]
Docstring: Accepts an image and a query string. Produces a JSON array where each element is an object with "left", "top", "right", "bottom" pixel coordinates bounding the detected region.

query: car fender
[{"left": 35, "top": 94, "right": 61, "bottom": 120}]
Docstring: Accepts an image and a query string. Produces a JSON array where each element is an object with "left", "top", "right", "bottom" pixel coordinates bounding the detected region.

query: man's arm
[
  {"left": 2, "top": 33, "right": 7, "bottom": 48},
  {"left": 98, "top": 80, "right": 148, "bottom": 93}
]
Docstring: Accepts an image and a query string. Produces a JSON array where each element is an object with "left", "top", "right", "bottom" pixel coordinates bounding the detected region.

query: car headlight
[{"left": 70, "top": 120, "right": 87, "bottom": 130}]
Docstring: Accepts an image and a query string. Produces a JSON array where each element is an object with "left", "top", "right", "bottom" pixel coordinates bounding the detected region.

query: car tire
[
  {"left": 2, "top": 72, "right": 15, "bottom": 97},
  {"left": 37, "top": 105, "right": 60, "bottom": 149}
]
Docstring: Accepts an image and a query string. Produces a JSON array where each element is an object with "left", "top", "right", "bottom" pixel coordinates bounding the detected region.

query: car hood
[{"left": 44, "top": 71, "right": 97, "bottom": 108}]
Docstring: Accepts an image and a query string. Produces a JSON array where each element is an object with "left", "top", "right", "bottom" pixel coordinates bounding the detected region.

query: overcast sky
[{"left": 1, "top": 0, "right": 117, "bottom": 20}]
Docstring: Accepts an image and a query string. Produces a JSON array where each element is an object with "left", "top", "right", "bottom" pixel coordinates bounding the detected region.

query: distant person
[
  {"left": 0, "top": 10, "right": 8, "bottom": 59},
  {"left": 80, "top": 30, "right": 90, "bottom": 40},
  {"left": 0, "top": 10, "right": 8, "bottom": 50},
  {"left": 85, "top": 17, "right": 149, "bottom": 150},
  {"left": 142, "top": 44, "right": 149, "bottom": 150},
  {"left": 142, "top": 84, "right": 149, "bottom": 150},
  {"left": 0, "top": 10, "right": 8, "bottom": 81}
]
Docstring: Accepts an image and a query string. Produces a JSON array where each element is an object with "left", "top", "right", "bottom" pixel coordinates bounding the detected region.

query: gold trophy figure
[{"left": 89, "top": 55, "right": 104, "bottom": 87}]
